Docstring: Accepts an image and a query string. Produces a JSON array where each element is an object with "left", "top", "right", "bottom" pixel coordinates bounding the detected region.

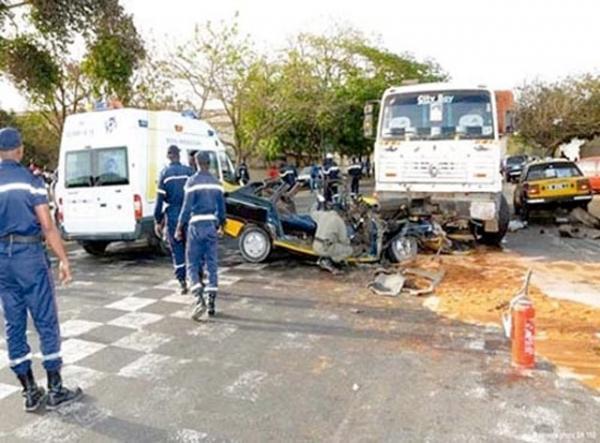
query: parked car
[
  {"left": 502, "top": 155, "right": 529, "bottom": 183},
  {"left": 577, "top": 157, "right": 600, "bottom": 194},
  {"left": 513, "top": 160, "right": 592, "bottom": 221}
]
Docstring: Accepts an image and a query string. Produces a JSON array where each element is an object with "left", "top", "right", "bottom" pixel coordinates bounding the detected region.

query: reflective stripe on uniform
[
  {"left": 157, "top": 189, "right": 166, "bottom": 195},
  {"left": 190, "top": 283, "right": 202, "bottom": 291},
  {"left": 174, "top": 263, "right": 185, "bottom": 269},
  {"left": 185, "top": 184, "right": 224, "bottom": 194},
  {"left": 164, "top": 175, "right": 190, "bottom": 184},
  {"left": 204, "top": 286, "right": 218, "bottom": 292},
  {"left": 0, "top": 183, "right": 47, "bottom": 196},
  {"left": 9, "top": 353, "right": 32, "bottom": 367},
  {"left": 42, "top": 352, "right": 61, "bottom": 361},
  {"left": 190, "top": 214, "right": 217, "bottom": 223},
  {"left": 347, "top": 165, "right": 361, "bottom": 170},
  {"left": 280, "top": 170, "right": 294, "bottom": 177}
]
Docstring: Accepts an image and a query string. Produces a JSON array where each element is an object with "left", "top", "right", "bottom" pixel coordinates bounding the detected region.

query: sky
[{"left": 1, "top": 0, "right": 599, "bottom": 111}]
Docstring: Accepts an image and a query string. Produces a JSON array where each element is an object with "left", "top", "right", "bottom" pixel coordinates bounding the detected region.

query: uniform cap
[
  {"left": 167, "top": 145, "right": 180, "bottom": 155},
  {"left": 325, "top": 153, "right": 334, "bottom": 159},
  {"left": 0, "top": 127, "right": 22, "bottom": 151}
]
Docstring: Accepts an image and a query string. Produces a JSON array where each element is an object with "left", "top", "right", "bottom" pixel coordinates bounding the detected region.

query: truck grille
[{"left": 400, "top": 160, "right": 468, "bottom": 181}]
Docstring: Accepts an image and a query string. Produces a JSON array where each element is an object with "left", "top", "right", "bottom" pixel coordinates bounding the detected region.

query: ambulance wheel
[
  {"left": 81, "top": 241, "right": 109, "bottom": 256},
  {"left": 239, "top": 226, "right": 271, "bottom": 263}
]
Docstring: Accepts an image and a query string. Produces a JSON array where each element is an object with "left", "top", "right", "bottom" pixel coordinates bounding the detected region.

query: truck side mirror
[{"left": 363, "top": 101, "right": 379, "bottom": 139}]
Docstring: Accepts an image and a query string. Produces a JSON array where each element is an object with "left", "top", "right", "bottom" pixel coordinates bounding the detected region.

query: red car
[{"left": 578, "top": 157, "right": 600, "bottom": 193}]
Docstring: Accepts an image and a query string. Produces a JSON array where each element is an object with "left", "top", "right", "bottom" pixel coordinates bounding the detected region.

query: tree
[
  {"left": 516, "top": 75, "right": 600, "bottom": 155},
  {"left": 0, "top": 0, "right": 145, "bottom": 141}
]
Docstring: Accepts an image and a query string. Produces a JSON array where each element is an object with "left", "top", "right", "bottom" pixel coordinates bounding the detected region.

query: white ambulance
[{"left": 54, "top": 108, "right": 237, "bottom": 255}]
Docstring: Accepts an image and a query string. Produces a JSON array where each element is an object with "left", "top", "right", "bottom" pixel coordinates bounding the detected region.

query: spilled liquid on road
[{"left": 425, "top": 252, "right": 600, "bottom": 391}]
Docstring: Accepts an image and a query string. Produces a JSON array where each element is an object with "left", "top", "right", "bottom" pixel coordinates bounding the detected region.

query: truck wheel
[
  {"left": 480, "top": 195, "right": 510, "bottom": 246},
  {"left": 387, "top": 236, "right": 418, "bottom": 263},
  {"left": 81, "top": 241, "right": 109, "bottom": 256},
  {"left": 239, "top": 225, "right": 272, "bottom": 263}
]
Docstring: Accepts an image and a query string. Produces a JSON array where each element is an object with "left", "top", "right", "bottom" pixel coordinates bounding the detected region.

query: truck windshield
[
  {"left": 381, "top": 90, "right": 495, "bottom": 141},
  {"left": 65, "top": 147, "right": 129, "bottom": 188}
]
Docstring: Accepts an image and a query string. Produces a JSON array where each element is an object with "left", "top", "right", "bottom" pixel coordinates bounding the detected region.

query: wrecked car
[{"left": 223, "top": 179, "right": 441, "bottom": 264}]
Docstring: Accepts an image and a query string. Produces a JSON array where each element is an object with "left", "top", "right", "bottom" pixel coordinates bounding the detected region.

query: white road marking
[
  {"left": 105, "top": 296, "right": 157, "bottom": 312},
  {"left": 172, "top": 429, "right": 210, "bottom": 442},
  {"left": 0, "top": 352, "right": 8, "bottom": 370},
  {"left": 113, "top": 331, "right": 172, "bottom": 353},
  {"left": 60, "top": 320, "right": 103, "bottom": 338},
  {"left": 60, "top": 365, "right": 107, "bottom": 390},
  {"left": 154, "top": 279, "right": 180, "bottom": 290},
  {"left": 108, "top": 312, "right": 164, "bottom": 329},
  {"left": 0, "top": 382, "right": 20, "bottom": 400},
  {"left": 60, "top": 338, "right": 107, "bottom": 365},
  {"left": 224, "top": 370, "right": 268, "bottom": 403},
  {"left": 219, "top": 276, "right": 241, "bottom": 286},
  {"left": 234, "top": 263, "right": 268, "bottom": 271},
  {"left": 187, "top": 324, "right": 238, "bottom": 342},
  {"left": 118, "top": 353, "right": 180, "bottom": 381},
  {"left": 162, "top": 293, "right": 195, "bottom": 305}
]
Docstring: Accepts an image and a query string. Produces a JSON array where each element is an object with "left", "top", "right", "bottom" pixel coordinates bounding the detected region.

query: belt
[
  {"left": 190, "top": 214, "right": 217, "bottom": 223},
  {"left": 0, "top": 234, "right": 44, "bottom": 244}
]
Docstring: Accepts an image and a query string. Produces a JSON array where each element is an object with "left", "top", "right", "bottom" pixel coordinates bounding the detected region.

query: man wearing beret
[
  {"left": 0, "top": 127, "right": 82, "bottom": 412},
  {"left": 176, "top": 151, "right": 225, "bottom": 321}
]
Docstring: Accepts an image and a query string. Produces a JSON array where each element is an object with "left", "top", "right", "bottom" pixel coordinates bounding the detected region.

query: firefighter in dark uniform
[
  {"left": 154, "top": 145, "right": 194, "bottom": 294},
  {"left": 279, "top": 160, "right": 297, "bottom": 188},
  {"left": 322, "top": 153, "right": 340, "bottom": 203},
  {"left": 176, "top": 151, "right": 225, "bottom": 321},
  {"left": 0, "top": 128, "right": 82, "bottom": 412},
  {"left": 347, "top": 157, "right": 363, "bottom": 195},
  {"left": 236, "top": 159, "right": 250, "bottom": 185}
]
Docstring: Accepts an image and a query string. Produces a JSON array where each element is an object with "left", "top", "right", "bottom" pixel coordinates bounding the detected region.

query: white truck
[
  {"left": 55, "top": 108, "right": 236, "bottom": 255},
  {"left": 364, "top": 83, "right": 514, "bottom": 245}
]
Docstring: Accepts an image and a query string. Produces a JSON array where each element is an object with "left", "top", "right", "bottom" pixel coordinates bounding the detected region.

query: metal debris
[{"left": 368, "top": 267, "right": 446, "bottom": 297}]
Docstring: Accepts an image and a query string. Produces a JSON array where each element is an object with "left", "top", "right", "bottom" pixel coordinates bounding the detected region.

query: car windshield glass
[
  {"left": 526, "top": 163, "right": 582, "bottom": 181},
  {"left": 381, "top": 90, "right": 495, "bottom": 141},
  {"left": 507, "top": 156, "right": 527, "bottom": 165}
]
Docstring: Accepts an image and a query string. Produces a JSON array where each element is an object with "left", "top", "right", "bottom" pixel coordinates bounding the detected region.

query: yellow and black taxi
[{"left": 513, "top": 159, "right": 592, "bottom": 220}]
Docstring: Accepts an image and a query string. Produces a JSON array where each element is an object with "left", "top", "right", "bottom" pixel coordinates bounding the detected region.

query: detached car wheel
[
  {"left": 387, "top": 235, "right": 418, "bottom": 263},
  {"left": 81, "top": 241, "right": 109, "bottom": 256},
  {"left": 239, "top": 226, "right": 272, "bottom": 263}
]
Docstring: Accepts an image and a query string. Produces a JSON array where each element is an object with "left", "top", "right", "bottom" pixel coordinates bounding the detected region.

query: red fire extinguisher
[{"left": 502, "top": 270, "right": 535, "bottom": 369}]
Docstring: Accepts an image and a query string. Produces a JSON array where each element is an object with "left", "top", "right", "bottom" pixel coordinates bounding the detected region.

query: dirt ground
[{"left": 418, "top": 251, "right": 600, "bottom": 391}]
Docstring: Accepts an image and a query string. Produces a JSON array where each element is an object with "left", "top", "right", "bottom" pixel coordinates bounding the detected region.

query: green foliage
[
  {"left": 516, "top": 75, "right": 600, "bottom": 155},
  {"left": 0, "top": 35, "right": 59, "bottom": 99}
]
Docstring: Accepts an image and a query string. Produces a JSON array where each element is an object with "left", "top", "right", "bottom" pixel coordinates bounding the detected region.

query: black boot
[
  {"left": 191, "top": 286, "right": 207, "bottom": 321},
  {"left": 178, "top": 279, "right": 188, "bottom": 295},
  {"left": 207, "top": 292, "right": 216, "bottom": 317},
  {"left": 46, "top": 370, "right": 83, "bottom": 411},
  {"left": 17, "top": 370, "right": 45, "bottom": 412}
]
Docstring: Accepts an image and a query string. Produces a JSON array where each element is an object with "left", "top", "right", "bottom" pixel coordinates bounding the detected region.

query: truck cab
[{"left": 365, "top": 83, "right": 514, "bottom": 245}]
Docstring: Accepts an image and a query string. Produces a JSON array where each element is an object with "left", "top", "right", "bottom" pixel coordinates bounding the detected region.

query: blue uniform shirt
[
  {"left": 323, "top": 159, "right": 340, "bottom": 180},
  {"left": 0, "top": 160, "right": 49, "bottom": 237},
  {"left": 154, "top": 162, "right": 194, "bottom": 223},
  {"left": 178, "top": 171, "right": 226, "bottom": 227}
]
